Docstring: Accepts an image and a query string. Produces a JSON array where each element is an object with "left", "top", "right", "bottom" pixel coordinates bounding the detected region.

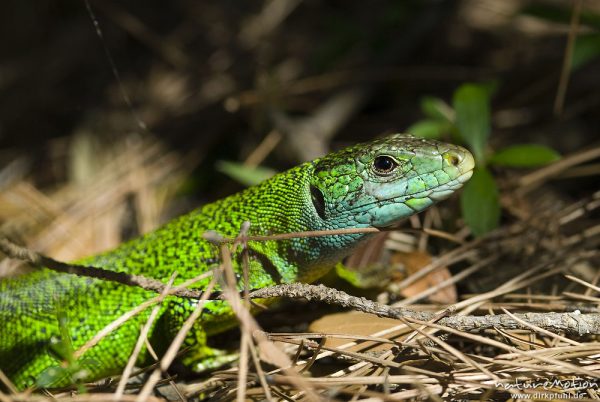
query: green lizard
[{"left": 0, "top": 134, "right": 474, "bottom": 390}]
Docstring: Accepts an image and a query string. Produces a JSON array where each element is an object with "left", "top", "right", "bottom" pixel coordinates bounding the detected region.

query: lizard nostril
[{"left": 444, "top": 151, "right": 462, "bottom": 167}]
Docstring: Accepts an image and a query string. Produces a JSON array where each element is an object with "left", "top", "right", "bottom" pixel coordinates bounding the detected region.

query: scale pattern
[{"left": 0, "top": 134, "right": 474, "bottom": 389}]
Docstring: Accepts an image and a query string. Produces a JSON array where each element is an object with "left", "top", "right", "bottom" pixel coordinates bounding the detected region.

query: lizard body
[{"left": 0, "top": 134, "right": 474, "bottom": 389}]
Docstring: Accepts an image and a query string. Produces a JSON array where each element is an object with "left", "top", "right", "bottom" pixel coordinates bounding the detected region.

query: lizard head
[{"left": 308, "top": 133, "right": 475, "bottom": 229}]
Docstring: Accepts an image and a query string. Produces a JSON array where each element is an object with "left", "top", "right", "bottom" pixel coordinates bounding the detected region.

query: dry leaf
[
  {"left": 392, "top": 250, "right": 457, "bottom": 304},
  {"left": 308, "top": 311, "right": 400, "bottom": 350}
]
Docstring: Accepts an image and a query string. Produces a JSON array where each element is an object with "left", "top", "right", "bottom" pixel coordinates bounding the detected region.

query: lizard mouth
[
  {"left": 457, "top": 169, "right": 474, "bottom": 183},
  {"left": 428, "top": 169, "right": 473, "bottom": 202},
  {"left": 356, "top": 169, "right": 474, "bottom": 210},
  {"left": 350, "top": 169, "right": 474, "bottom": 229}
]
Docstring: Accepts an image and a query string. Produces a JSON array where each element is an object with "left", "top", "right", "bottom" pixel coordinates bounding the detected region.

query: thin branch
[
  {"left": 249, "top": 283, "right": 600, "bottom": 336},
  {"left": 202, "top": 226, "right": 382, "bottom": 243},
  {"left": 1, "top": 225, "right": 439, "bottom": 301},
  {"left": 4, "top": 236, "right": 599, "bottom": 337},
  {"left": 0, "top": 237, "right": 205, "bottom": 299}
]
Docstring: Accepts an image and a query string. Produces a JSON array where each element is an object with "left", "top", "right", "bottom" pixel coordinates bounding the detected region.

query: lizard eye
[{"left": 372, "top": 155, "right": 398, "bottom": 175}]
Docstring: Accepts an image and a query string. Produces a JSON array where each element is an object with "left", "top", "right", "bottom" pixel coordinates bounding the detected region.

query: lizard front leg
[{"left": 153, "top": 298, "right": 240, "bottom": 373}]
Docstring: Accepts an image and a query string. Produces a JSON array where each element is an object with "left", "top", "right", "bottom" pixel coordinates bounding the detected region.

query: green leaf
[
  {"left": 453, "top": 84, "right": 491, "bottom": 164},
  {"left": 216, "top": 161, "right": 276, "bottom": 187},
  {"left": 461, "top": 167, "right": 500, "bottom": 236},
  {"left": 407, "top": 119, "right": 450, "bottom": 139},
  {"left": 420, "top": 96, "right": 455, "bottom": 122},
  {"left": 572, "top": 34, "right": 600, "bottom": 71},
  {"left": 490, "top": 144, "right": 560, "bottom": 168}
]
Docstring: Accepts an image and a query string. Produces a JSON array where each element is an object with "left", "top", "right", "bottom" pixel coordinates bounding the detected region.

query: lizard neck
[
  {"left": 199, "top": 162, "right": 372, "bottom": 283},
  {"left": 85, "top": 162, "right": 371, "bottom": 286}
]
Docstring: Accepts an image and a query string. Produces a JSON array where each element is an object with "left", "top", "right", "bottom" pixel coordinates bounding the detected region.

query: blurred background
[{"left": 0, "top": 0, "right": 599, "bottom": 266}]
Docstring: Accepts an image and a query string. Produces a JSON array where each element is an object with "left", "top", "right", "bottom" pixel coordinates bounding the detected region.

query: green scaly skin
[{"left": 0, "top": 134, "right": 474, "bottom": 389}]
